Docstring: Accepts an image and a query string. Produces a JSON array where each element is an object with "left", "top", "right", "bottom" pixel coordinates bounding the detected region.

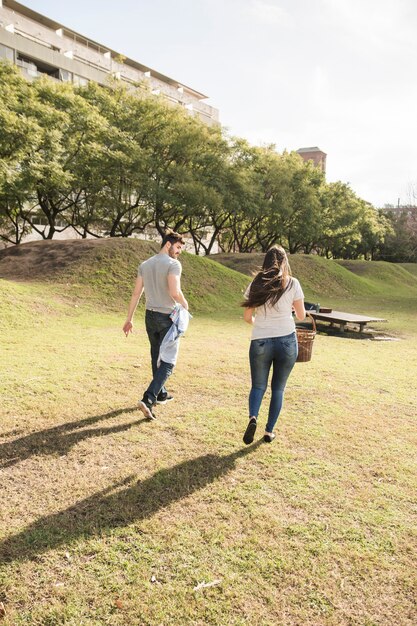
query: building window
[
  {"left": 0, "top": 44, "right": 14, "bottom": 62},
  {"left": 73, "top": 74, "right": 88, "bottom": 87},
  {"left": 59, "top": 69, "right": 72, "bottom": 82},
  {"left": 16, "top": 53, "right": 38, "bottom": 77},
  {"left": 16, "top": 53, "right": 60, "bottom": 79}
]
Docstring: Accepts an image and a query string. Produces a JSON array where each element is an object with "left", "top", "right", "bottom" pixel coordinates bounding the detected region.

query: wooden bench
[{"left": 308, "top": 310, "right": 387, "bottom": 333}]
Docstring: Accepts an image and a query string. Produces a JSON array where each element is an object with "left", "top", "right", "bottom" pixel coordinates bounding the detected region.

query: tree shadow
[
  {"left": 1, "top": 441, "right": 263, "bottom": 563},
  {"left": 0, "top": 407, "right": 146, "bottom": 468}
]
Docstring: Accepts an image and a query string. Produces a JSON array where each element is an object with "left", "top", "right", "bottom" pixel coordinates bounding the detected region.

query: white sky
[{"left": 24, "top": 0, "right": 417, "bottom": 207}]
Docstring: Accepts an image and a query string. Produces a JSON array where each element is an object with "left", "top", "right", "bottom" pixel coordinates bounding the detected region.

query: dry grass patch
[{"left": 0, "top": 285, "right": 416, "bottom": 625}]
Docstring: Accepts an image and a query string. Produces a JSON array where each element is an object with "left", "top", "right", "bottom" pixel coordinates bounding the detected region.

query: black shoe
[
  {"left": 139, "top": 400, "right": 156, "bottom": 420},
  {"left": 156, "top": 393, "right": 174, "bottom": 405},
  {"left": 243, "top": 418, "right": 257, "bottom": 445},
  {"left": 263, "top": 433, "right": 276, "bottom": 443}
]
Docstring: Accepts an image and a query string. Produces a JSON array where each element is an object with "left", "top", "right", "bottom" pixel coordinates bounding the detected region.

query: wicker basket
[{"left": 296, "top": 313, "right": 316, "bottom": 363}]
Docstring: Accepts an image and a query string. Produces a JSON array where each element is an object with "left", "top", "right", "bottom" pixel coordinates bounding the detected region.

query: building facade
[
  {"left": 0, "top": 0, "right": 219, "bottom": 126},
  {"left": 296, "top": 146, "right": 327, "bottom": 174},
  {"left": 0, "top": 0, "right": 220, "bottom": 251}
]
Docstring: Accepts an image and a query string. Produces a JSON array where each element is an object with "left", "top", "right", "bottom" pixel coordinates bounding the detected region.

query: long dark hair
[{"left": 242, "top": 245, "right": 293, "bottom": 309}]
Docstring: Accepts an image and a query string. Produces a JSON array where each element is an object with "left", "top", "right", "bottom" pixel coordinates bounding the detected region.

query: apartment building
[{"left": 0, "top": 0, "right": 219, "bottom": 126}]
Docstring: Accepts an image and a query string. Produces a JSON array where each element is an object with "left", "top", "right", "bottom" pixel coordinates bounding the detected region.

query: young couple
[{"left": 123, "top": 231, "right": 305, "bottom": 441}]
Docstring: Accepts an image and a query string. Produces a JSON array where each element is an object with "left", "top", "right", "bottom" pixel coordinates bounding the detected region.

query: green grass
[
  {"left": 212, "top": 253, "right": 417, "bottom": 309},
  {"left": 400, "top": 262, "right": 417, "bottom": 277},
  {"left": 63, "top": 247, "right": 249, "bottom": 313},
  {"left": 335, "top": 259, "right": 417, "bottom": 297},
  {"left": 211, "top": 252, "right": 376, "bottom": 298},
  {"left": 0, "top": 245, "right": 416, "bottom": 625},
  {"left": 0, "top": 239, "right": 249, "bottom": 313}
]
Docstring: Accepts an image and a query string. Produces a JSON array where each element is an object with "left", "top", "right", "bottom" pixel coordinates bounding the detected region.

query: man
[{"left": 123, "top": 229, "right": 189, "bottom": 419}]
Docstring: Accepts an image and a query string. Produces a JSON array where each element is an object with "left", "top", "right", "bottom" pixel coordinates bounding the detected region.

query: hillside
[
  {"left": 335, "top": 259, "right": 417, "bottom": 297},
  {"left": 2, "top": 241, "right": 416, "bottom": 316},
  {"left": 0, "top": 239, "right": 249, "bottom": 313},
  {"left": 400, "top": 262, "right": 417, "bottom": 277},
  {"left": 210, "top": 253, "right": 417, "bottom": 301}
]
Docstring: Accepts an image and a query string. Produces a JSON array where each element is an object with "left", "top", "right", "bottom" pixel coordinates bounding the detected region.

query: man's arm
[
  {"left": 167, "top": 274, "right": 188, "bottom": 310},
  {"left": 123, "top": 276, "right": 144, "bottom": 336}
]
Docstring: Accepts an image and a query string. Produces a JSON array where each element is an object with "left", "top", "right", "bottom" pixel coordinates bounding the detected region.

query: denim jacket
[{"left": 157, "top": 304, "right": 192, "bottom": 366}]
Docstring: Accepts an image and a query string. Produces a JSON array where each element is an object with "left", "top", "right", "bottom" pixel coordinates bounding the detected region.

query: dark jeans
[
  {"left": 143, "top": 310, "right": 174, "bottom": 406},
  {"left": 249, "top": 332, "right": 298, "bottom": 432}
]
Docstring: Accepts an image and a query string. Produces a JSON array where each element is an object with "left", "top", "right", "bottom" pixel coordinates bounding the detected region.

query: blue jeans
[
  {"left": 143, "top": 310, "right": 174, "bottom": 406},
  {"left": 249, "top": 332, "right": 298, "bottom": 432}
]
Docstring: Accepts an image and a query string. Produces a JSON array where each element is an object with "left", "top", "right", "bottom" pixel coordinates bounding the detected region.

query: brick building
[{"left": 296, "top": 146, "right": 327, "bottom": 174}]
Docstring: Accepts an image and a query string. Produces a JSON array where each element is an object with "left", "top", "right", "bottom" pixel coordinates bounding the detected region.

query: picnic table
[{"left": 308, "top": 310, "right": 387, "bottom": 333}]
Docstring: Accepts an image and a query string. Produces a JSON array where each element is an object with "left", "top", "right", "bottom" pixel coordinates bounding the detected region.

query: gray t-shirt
[
  {"left": 138, "top": 253, "right": 182, "bottom": 313},
  {"left": 245, "top": 277, "right": 304, "bottom": 339}
]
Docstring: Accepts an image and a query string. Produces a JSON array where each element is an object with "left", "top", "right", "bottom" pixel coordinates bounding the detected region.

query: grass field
[
  {"left": 0, "top": 242, "right": 416, "bottom": 625},
  {"left": 400, "top": 263, "right": 417, "bottom": 277}
]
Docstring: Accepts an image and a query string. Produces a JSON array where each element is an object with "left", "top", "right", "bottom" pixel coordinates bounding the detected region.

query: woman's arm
[
  {"left": 243, "top": 307, "right": 255, "bottom": 325},
  {"left": 293, "top": 298, "right": 305, "bottom": 321}
]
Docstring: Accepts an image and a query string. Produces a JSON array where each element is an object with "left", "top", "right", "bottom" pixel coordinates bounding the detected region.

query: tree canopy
[{"left": 0, "top": 61, "right": 400, "bottom": 260}]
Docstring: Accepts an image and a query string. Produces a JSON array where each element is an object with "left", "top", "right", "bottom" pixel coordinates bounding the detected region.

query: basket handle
[
  {"left": 297, "top": 312, "right": 316, "bottom": 332},
  {"left": 306, "top": 312, "right": 316, "bottom": 331}
]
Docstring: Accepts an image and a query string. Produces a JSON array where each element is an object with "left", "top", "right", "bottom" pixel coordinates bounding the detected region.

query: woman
[{"left": 242, "top": 246, "right": 305, "bottom": 444}]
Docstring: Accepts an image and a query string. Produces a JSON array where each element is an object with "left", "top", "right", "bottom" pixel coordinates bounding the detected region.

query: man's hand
[{"left": 123, "top": 320, "right": 133, "bottom": 337}]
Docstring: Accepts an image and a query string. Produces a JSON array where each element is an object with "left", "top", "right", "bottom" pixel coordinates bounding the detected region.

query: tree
[
  {"left": 256, "top": 151, "right": 324, "bottom": 254},
  {"left": 0, "top": 76, "right": 107, "bottom": 241},
  {"left": 220, "top": 147, "right": 324, "bottom": 254},
  {"left": 377, "top": 207, "right": 417, "bottom": 262},
  {"left": 351, "top": 204, "right": 391, "bottom": 260},
  {"left": 1, "top": 60, "right": 388, "bottom": 259},
  {"left": 218, "top": 140, "right": 271, "bottom": 253},
  {"left": 318, "top": 182, "right": 365, "bottom": 258},
  {"left": 76, "top": 81, "right": 160, "bottom": 238},
  {"left": 0, "top": 62, "right": 41, "bottom": 244},
  {"left": 142, "top": 101, "right": 227, "bottom": 244},
  {"left": 24, "top": 78, "right": 108, "bottom": 239}
]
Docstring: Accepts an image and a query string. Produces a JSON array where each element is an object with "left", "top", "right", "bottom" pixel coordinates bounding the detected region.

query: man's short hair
[{"left": 161, "top": 229, "right": 186, "bottom": 248}]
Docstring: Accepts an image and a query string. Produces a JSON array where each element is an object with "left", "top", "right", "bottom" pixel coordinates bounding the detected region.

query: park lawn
[
  {"left": 400, "top": 263, "right": 417, "bottom": 277},
  {"left": 0, "top": 280, "right": 416, "bottom": 625}
]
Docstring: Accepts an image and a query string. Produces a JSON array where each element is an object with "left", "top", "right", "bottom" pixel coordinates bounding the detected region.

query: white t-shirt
[{"left": 245, "top": 277, "right": 304, "bottom": 340}]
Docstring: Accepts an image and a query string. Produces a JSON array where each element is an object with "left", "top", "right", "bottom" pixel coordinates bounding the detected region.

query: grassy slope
[
  {"left": 59, "top": 239, "right": 250, "bottom": 312},
  {"left": 1, "top": 244, "right": 416, "bottom": 625},
  {"left": 400, "top": 262, "right": 417, "bottom": 277},
  {"left": 211, "top": 253, "right": 417, "bottom": 299},
  {"left": 335, "top": 259, "right": 417, "bottom": 296},
  {"left": 211, "top": 254, "right": 417, "bottom": 332},
  {"left": 0, "top": 239, "right": 249, "bottom": 313},
  {"left": 210, "top": 252, "right": 373, "bottom": 298},
  {"left": 2, "top": 240, "right": 415, "bottom": 312}
]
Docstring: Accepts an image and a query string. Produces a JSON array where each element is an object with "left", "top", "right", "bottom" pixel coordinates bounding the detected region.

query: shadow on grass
[
  {"left": 0, "top": 441, "right": 262, "bottom": 563},
  {"left": 0, "top": 407, "right": 146, "bottom": 468}
]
